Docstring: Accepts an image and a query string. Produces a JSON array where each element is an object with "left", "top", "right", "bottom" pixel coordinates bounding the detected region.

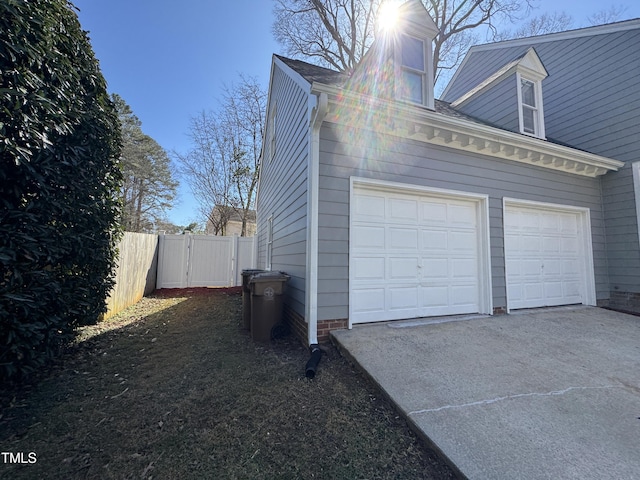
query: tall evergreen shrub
[{"left": 0, "top": 0, "right": 123, "bottom": 380}]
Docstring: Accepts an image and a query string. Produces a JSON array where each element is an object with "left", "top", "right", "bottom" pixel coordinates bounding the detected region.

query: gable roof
[
  {"left": 442, "top": 18, "right": 640, "bottom": 100},
  {"left": 276, "top": 54, "right": 490, "bottom": 127},
  {"left": 275, "top": 55, "right": 349, "bottom": 86},
  {"left": 450, "top": 47, "right": 547, "bottom": 108}
]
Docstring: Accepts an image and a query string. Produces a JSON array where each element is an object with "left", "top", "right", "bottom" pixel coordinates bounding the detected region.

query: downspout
[{"left": 305, "top": 91, "right": 328, "bottom": 349}]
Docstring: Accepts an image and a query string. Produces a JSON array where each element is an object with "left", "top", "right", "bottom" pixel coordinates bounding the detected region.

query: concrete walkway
[{"left": 330, "top": 306, "right": 640, "bottom": 479}]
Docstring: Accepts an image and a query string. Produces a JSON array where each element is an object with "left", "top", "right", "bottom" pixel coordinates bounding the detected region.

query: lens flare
[{"left": 377, "top": 1, "right": 402, "bottom": 33}]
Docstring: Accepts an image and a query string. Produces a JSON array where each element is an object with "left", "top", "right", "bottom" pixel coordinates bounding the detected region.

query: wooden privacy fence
[
  {"left": 156, "top": 234, "right": 256, "bottom": 289},
  {"left": 105, "top": 232, "right": 158, "bottom": 319}
]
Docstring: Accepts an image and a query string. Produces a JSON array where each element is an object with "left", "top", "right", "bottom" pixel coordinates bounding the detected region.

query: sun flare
[{"left": 377, "top": 1, "right": 402, "bottom": 33}]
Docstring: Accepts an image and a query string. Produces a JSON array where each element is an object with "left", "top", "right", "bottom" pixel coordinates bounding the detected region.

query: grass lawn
[{"left": 0, "top": 288, "right": 455, "bottom": 479}]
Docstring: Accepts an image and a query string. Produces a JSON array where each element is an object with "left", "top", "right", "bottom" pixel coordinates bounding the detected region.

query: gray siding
[
  {"left": 602, "top": 164, "right": 640, "bottom": 292},
  {"left": 256, "top": 64, "right": 310, "bottom": 317},
  {"left": 443, "top": 26, "right": 640, "bottom": 295},
  {"left": 456, "top": 75, "right": 519, "bottom": 134},
  {"left": 316, "top": 123, "right": 608, "bottom": 321}
]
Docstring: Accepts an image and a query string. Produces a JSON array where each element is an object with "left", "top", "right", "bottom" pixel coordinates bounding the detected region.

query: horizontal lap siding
[
  {"left": 256, "top": 65, "right": 309, "bottom": 316},
  {"left": 317, "top": 123, "right": 607, "bottom": 321},
  {"left": 456, "top": 76, "right": 519, "bottom": 134},
  {"left": 603, "top": 164, "right": 640, "bottom": 292}
]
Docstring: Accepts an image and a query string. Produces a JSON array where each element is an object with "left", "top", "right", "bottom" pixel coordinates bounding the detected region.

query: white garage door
[
  {"left": 504, "top": 201, "right": 595, "bottom": 310},
  {"left": 350, "top": 182, "right": 488, "bottom": 324}
]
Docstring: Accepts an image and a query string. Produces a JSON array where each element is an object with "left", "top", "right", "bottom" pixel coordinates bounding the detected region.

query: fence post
[{"left": 231, "top": 234, "right": 239, "bottom": 287}]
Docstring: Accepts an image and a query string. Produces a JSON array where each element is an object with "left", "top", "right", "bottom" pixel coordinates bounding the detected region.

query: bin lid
[
  {"left": 249, "top": 271, "right": 290, "bottom": 283},
  {"left": 242, "top": 268, "right": 265, "bottom": 275}
]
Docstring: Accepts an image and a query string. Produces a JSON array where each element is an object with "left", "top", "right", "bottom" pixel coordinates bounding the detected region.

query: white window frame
[
  {"left": 516, "top": 73, "right": 546, "bottom": 139},
  {"left": 265, "top": 215, "right": 273, "bottom": 270},
  {"left": 396, "top": 33, "right": 434, "bottom": 109}
]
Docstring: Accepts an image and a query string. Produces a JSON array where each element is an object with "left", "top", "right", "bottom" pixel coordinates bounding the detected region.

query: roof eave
[{"left": 310, "top": 83, "right": 624, "bottom": 177}]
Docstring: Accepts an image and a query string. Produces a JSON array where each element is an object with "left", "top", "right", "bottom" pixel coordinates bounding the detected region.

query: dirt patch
[{"left": 0, "top": 289, "right": 456, "bottom": 479}]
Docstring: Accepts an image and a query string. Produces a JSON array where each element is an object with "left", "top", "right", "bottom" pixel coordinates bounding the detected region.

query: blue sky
[{"left": 72, "top": 0, "right": 640, "bottom": 227}]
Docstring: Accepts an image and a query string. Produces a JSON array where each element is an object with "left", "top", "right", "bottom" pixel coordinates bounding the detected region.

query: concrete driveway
[{"left": 330, "top": 306, "right": 640, "bottom": 479}]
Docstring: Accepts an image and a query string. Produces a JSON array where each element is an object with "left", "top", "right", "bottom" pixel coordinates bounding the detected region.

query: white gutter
[{"left": 305, "top": 91, "right": 328, "bottom": 346}]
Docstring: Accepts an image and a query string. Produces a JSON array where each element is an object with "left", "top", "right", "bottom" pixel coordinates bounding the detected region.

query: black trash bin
[
  {"left": 241, "top": 269, "right": 265, "bottom": 330},
  {"left": 249, "top": 272, "right": 290, "bottom": 342}
]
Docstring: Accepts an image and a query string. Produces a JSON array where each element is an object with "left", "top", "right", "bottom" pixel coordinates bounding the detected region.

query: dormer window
[
  {"left": 517, "top": 74, "right": 545, "bottom": 139},
  {"left": 448, "top": 47, "right": 548, "bottom": 140},
  {"left": 381, "top": 0, "right": 436, "bottom": 110},
  {"left": 400, "top": 34, "right": 426, "bottom": 104}
]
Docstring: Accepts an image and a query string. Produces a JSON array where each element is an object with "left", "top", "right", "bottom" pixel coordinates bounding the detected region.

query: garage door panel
[
  {"left": 521, "top": 212, "right": 540, "bottom": 231},
  {"left": 389, "top": 286, "right": 419, "bottom": 310},
  {"left": 352, "top": 288, "right": 386, "bottom": 314},
  {"left": 524, "top": 283, "right": 544, "bottom": 303},
  {"left": 352, "top": 225, "right": 385, "bottom": 249},
  {"left": 421, "top": 286, "right": 450, "bottom": 308},
  {"left": 450, "top": 231, "right": 477, "bottom": 252},
  {"left": 562, "top": 259, "right": 580, "bottom": 275},
  {"left": 422, "top": 230, "right": 448, "bottom": 250},
  {"left": 542, "top": 236, "right": 561, "bottom": 253},
  {"left": 354, "top": 194, "right": 386, "bottom": 219},
  {"left": 561, "top": 237, "right": 578, "bottom": 252},
  {"left": 420, "top": 201, "right": 448, "bottom": 225},
  {"left": 563, "top": 282, "right": 581, "bottom": 298},
  {"left": 450, "top": 204, "right": 477, "bottom": 227},
  {"left": 390, "top": 228, "right": 419, "bottom": 249},
  {"left": 389, "top": 257, "right": 419, "bottom": 280},
  {"left": 352, "top": 257, "right": 385, "bottom": 280},
  {"left": 522, "top": 235, "right": 541, "bottom": 251},
  {"left": 543, "top": 261, "right": 562, "bottom": 276},
  {"left": 423, "top": 258, "right": 449, "bottom": 278},
  {"left": 451, "top": 285, "right": 479, "bottom": 308},
  {"left": 389, "top": 198, "right": 418, "bottom": 222},
  {"left": 541, "top": 214, "right": 559, "bottom": 232},
  {"left": 452, "top": 258, "right": 478, "bottom": 278}
]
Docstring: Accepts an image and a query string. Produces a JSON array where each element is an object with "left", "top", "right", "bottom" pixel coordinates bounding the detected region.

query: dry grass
[{"left": 0, "top": 289, "right": 455, "bottom": 479}]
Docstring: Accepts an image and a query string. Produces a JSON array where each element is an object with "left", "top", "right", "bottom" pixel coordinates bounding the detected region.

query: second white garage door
[
  {"left": 504, "top": 199, "right": 596, "bottom": 310},
  {"left": 350, "top": 180, "right": 491, "bottom": 324}
]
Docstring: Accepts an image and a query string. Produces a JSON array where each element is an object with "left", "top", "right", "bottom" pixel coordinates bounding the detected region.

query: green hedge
[{"left": 0, "top": 0, "right": 123, "bottom": 380}]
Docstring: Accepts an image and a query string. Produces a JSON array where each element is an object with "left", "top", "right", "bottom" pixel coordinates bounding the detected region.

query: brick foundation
[
  {"left": 493, "top": 306, "right": 507, "bottom": 315},
  {"left": 281, "top": 304, "right": 349, "bottom": 345},
  {"left": 606, "top": 291, "right": 640, "bottom": 315},
  {"left": 282, "top": 303, "right": 307, "bottom": 345},
  {"left": 317, "top": 318, "right": 348, "bottom": 343}
]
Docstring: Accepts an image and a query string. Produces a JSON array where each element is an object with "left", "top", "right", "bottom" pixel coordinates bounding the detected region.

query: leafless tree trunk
[
  {"left": 176, "top": 76, "right": 266, "bottom": 236},
  {"left": 273, "top": 0, "right": 534, "bottom": 82}
]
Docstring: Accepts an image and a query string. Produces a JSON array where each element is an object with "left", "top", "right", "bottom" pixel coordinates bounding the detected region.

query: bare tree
[
  {"left": 587, "top": 5, "right": 627, "bottom": 26},
  {"left": 273, "top": 0, "right": 534, "bottom": 81},
  {"left": 176, "top": 76, "right": 266, "bottom": 237},
  {"left": 492, "top": 4, "right": 628, "bottom": 43},
  {"left": 492, "top": 11, "right": 574, "bottom": 42}
]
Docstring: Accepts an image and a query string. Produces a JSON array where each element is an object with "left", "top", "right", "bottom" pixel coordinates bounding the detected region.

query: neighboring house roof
[{"left": 211, "top": 205, "right": 256, "bottom": 223}]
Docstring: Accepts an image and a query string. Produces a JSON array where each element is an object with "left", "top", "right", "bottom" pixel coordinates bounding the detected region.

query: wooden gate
[{"left": 156, "top": 234, "right": 255, "bottom": 289}]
